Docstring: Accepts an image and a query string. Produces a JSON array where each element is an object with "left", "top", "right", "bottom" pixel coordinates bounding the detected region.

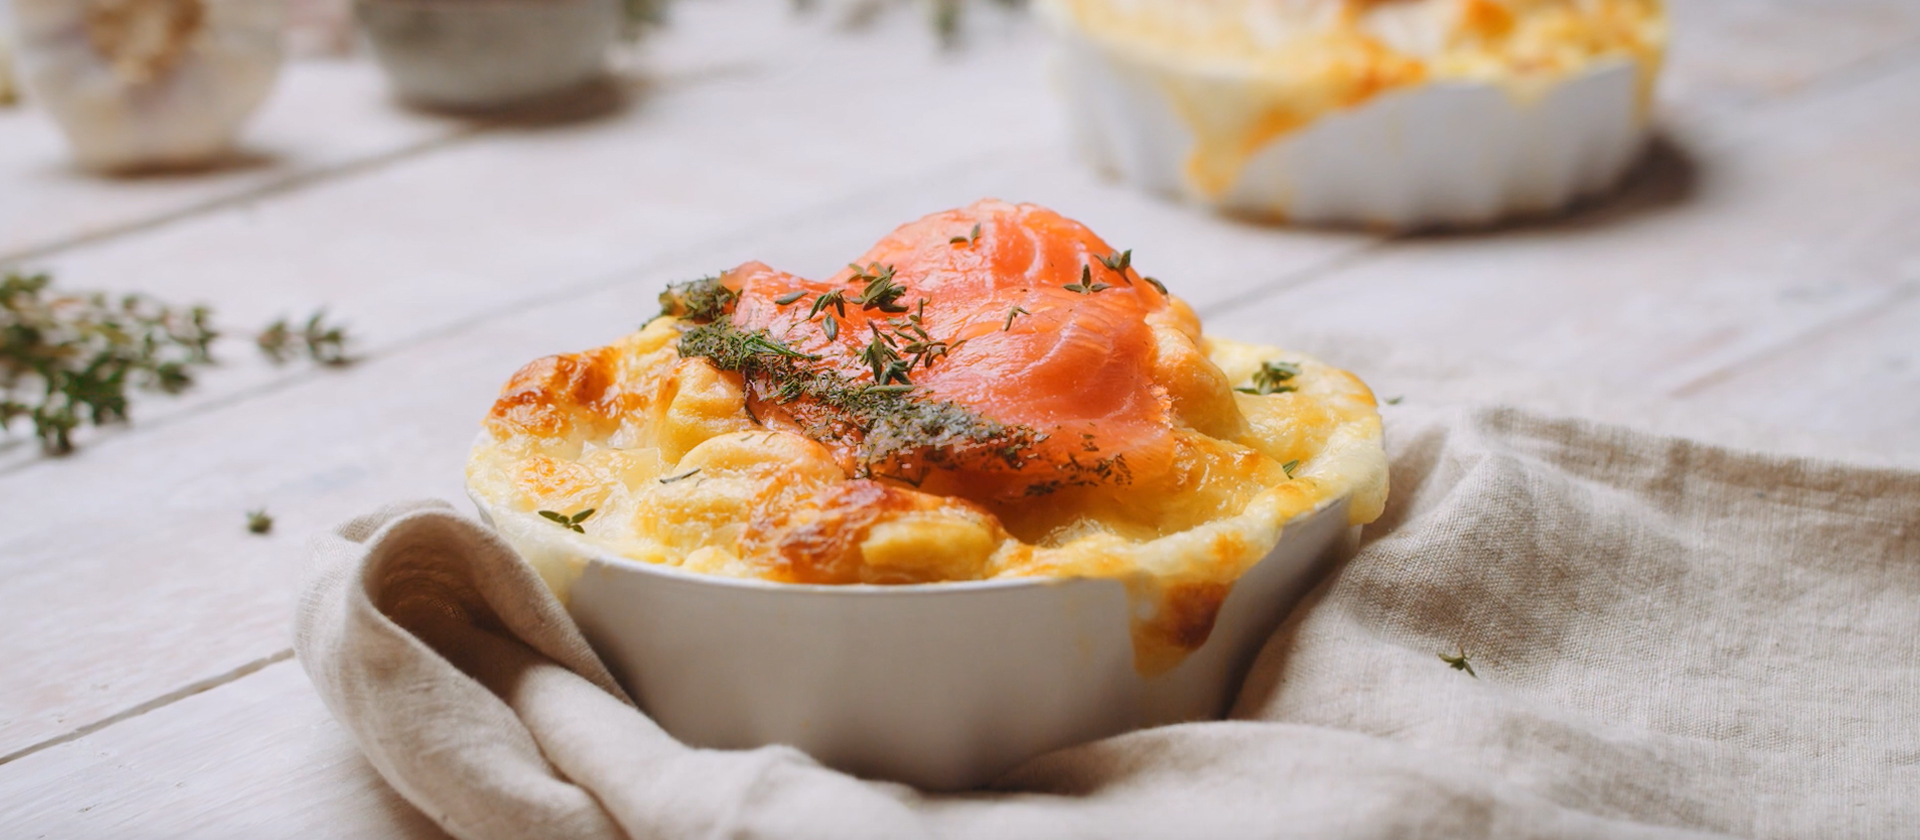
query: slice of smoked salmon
[{"left": 718, "top": 200, "right": 1175, "bottom": 499}]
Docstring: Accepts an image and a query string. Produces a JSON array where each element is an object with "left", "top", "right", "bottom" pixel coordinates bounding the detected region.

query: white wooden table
[{"left": 2, "top": 1, "right": 1917, "bottom": 834}]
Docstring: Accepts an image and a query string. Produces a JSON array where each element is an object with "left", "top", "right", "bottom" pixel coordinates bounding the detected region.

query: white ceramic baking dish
[
  {"left": 1044, "top": 18, "right": 1653, "bottom": 229},
  {"left": 472, "top": 491, "right": 1357, "bottom": 791}
]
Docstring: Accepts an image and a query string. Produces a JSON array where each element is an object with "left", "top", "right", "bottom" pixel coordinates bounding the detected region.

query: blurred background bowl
[{"left": 356, "top": 0, "right": 620, "bottom": 111}]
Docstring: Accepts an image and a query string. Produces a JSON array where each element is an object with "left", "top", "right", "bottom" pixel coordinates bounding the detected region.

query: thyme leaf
[
  {"left": 1143, "top": 276, "right": 1169, "bottom": 295},
  {"left": 849, "top": 263, "right": 909, "bottom": 313},
  {"left": 246, "top": 508, "right": 273, "bottom": 535},
  {"left": 538, "top": 508, "right": 596, "bottom": 533},
  {"left": 1234, "top": 360, "right": 1302, "bottom": 395},
  {"left": 1098, "top": 249, "right": 1133, "bottom": 282},
  {"left": 807, "top": 290, "right": 847, "bottom": 319},
  {"left": 1439, "top": 648, "right": 1477, "bottom": 678},
  {"left": 774, "top": 290, "right": 809, "bottom": 306},
  {"left": 1003, "top": 305, "right": 1029, "bottom": 331},
  {"left": 1282, "top": 459, "right": 1300, "bottom": 478},
  {"left": 1064, "top": 265, "right": 1112, "bottom": 295}
]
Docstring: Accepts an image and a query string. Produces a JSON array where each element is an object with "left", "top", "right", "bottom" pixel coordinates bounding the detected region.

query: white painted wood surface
[{"left": 1, "top": 0, "right": 1916, "bottom": 835}]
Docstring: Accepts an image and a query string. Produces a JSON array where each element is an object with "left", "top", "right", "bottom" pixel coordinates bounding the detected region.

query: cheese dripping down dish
[
  {"left": 1037, "top": 0, "right": 1668, "bottom": 202},
  {"left": 467, "top": 200, "right": 1388, "bottom": 674}
]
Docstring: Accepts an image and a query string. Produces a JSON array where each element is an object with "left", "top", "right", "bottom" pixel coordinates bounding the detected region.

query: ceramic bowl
[
  {"left": 357, "top": 0, "right": 620, "bottom": 110},
  {"left": 472, "top": 490, "right": 1358, "bottom": 791},
  {"left": 1044, "top": 19, "right": 1655, "bottom": 229}
]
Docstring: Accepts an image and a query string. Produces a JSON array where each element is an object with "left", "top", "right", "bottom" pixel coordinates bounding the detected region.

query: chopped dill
[
  {"left": 658, "top": 275, "right": 737, "bottom": 323},
  {"left": 676, "top": 317, "right": 1042, "bottom": 480},
  {"left": 1235, "top": 360, "right": 1302, "bottom": 395}
]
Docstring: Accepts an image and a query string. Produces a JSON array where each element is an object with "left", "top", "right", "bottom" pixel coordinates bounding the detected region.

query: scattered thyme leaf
[
  {"left": 774, "top": 290, "right": 809, "bottom": 306},
  {"left": 658, "top": 469, "right": 701, "bottom": 484},
  {"left": 1143, "top": 276, "right": 1169, "bottom": 295},
  {"left": 1003, "top": 305, "right": 1029, "bottom": 331},
  {"left": 1064, "top": 265, "right": 1111, "bottom": 295},
  {"left": 1386, "top": 395, "right": 1404, "bottom": 405},
  {"left": 1098, "top": 249, "right": 1132, "bottom": 281},
  {"left": 1282, "top": 459, "right": 1300, "bottom": 478},
  {"left": 969, "top": 222, "right": 981, "bottom": 244},
  {"left": 823, "top": 316, "right": 839, "bottom": 341},
  {"left": 849, "top": 263, "right": 910, "bottom": 313},
  {"left": 1235, "top": 360, "right": 1302, "bottom": 395},
  {"left": 538, "top": 508, "right": 595, "bottom": 533},
  {"left": 1439, "top": 648, "right": 1476, "bottom": 678},
  {"left": 807, "top": 290, "right": 847, "bottom": 320},
  {"left": 246, "top": 508, "right": 273, "bottom": 535}
]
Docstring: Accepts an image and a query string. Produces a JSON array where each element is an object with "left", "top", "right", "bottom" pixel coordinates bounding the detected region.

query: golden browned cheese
[
  {"left": 469, "top": 316, "right": 1386, "bottom": 673},
  {"left": 469, "top": 201, "right": 1388, "bottom": 673}
]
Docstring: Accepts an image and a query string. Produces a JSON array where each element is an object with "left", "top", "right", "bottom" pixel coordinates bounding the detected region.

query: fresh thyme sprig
[
  {"left": 1064, "top": 265, "right": 1112, "bottom": 295},
  {"left": 0, "top": 272, "right": 216, "bottom": 453},
  {"left": 1, "top": 272, "right": 350, "bottom": 456},
  {"left": 257, "top": 310, "right": 353, "bottom": 366},
  {"left": 538, "top": 508, "right": 596, "bottom": 533},
  {"left": 1097, "top": 249, "right": 1133, "bottom": 282},
  {"left": 1235, "top": 360, "right": 1302, "bottom": 395}
]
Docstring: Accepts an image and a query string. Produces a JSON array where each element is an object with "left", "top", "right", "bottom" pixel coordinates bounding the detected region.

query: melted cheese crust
[
  {"left": 1042, "top": 0, "right": 1667, "bottom": 197},
  {"left": 468, "top": 298, "right": 1386, "bottom": 672}
]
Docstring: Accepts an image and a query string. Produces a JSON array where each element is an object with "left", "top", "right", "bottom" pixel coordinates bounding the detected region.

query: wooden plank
[
  {"left": 0, "top": 660, "right": 446, "bottom": 839},
  {"left": 1664, "top": 0, "right": 1920, "bottom": 114},
  {"left": 1203, "top": 52, "right": 1920, "bottom": 458},
  {"left": 0, "top": 60, "right": 465, "bottom": 263},
  {"left": 1675, "top": 286, "right": 1920, "bottom": 456}
]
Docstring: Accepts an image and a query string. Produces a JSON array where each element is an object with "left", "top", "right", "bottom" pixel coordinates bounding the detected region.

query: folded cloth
[{"left": 294, "top": 404, "right": 1920, "bottom": 840}]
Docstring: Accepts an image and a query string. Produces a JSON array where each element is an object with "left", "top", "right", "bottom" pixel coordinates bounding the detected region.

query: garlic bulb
[{"left": 13, "top": 0, "right": 285, "bottom": 171}]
